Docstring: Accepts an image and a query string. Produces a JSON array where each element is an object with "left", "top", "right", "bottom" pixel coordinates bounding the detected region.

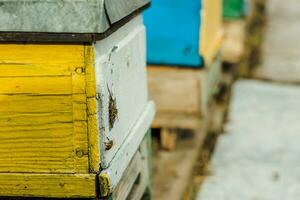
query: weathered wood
[
  {"left": 151, "top": 112, "right": 203, "bottom": 131},
  {"left": 148, "top": 57, "right": 222, "bottom": 131},
  {"left": 222, "top": 20, "right": 246, "bottom": 64},
  {"left": 105, "top": 132, "right": 151, "bottom": 200},
  {"left": 152, "top": 129, "right": 207, "bottom": 200},
  {"left": 94, "top": 16, "right": 152, "bottom": 170},
  {"left": 99, "top": 103, "right": 155, "bottom": 193},
  {"left": 0, "top": 174, "right": 96, "bottom": 198},
  {"left": 0, "top": 44, "right": 89, "bottom": 174},
  {"left": 0, "top": 15, "right": 154, "bottom": 199}
]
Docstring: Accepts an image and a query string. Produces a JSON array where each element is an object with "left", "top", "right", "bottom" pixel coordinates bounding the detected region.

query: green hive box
[{"left": 223, "top": 0, "right": 244, "bottom": 19}]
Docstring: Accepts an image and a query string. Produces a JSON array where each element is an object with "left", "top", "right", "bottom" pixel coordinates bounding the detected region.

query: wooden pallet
[
  {"left": 152, "top": 129, "right": 207, "bottom": 200},
  {"left": 147, "top": 56, "right": 230, "bottom": 150}
]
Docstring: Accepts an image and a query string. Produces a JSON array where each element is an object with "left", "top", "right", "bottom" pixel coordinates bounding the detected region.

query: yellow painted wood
[
  {"left": 0, "top": 44, "right": 90, "bottom": 174},
  {"left": 0, "top": 44, "right": 85, "bottom": 65},
  {"left": 84, "top": 45, "right": 101, "bottom": 173},
  {"left": 0, "top": 173, "right": 96, "bottom": 198},
  {"left": 200, "top": 0, "right": 224, "bottom": 65}
]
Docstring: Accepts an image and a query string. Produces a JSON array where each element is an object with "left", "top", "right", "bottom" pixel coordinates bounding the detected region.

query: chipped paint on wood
[
  {"left": 84, "top": 45, "right": 101, "bottom": 173},
  {"left": 94, "top": 16, "right": 149, "bottom": 168},
  {"left": 0, "top": 44, "right": 89, "bottom": 174},
  {"left": 0, "top": 173, "right": 96, "bottom": 198}
]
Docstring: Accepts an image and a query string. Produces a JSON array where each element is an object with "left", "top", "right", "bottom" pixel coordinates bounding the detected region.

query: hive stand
[{"left": 148, "top": 55, "right": 229, "bottom": 151}]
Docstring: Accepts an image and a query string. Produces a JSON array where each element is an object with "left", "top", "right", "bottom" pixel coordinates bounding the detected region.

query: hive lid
[{"left": 0, "top": 0, "right": 150, "bottom": 41}]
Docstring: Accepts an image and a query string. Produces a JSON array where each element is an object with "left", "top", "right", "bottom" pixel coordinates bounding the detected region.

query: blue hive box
[{"left": 143, "top": 0, "right": 203, "bottom": 67}]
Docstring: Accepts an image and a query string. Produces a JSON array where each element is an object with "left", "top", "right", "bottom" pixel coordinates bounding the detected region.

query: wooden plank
[
  {"left": 0, "top": 44, "right": 89, "bottom": 175},
  {"left": 152, "top": 129, "right": 207, "bottom": 200},
  {"left": 94, "top": 17, "right": 149, "bottom": 169},
  {"left": 0, "top": 76, "right": 72, "bottom": 95},
  {"left": 101, "top": 132, "right": 151, "bottom": 199},
  {"left": 152, "top": 112, "right": 203, "bottom": 132},
  {"left": 0, "top": 122, "right": 75, "bottom": 173},
  {"left": 0, "top": 95, "right": 73, "bottom": 113},
  {"left": 111, "top": 150, "right": 143, "bottom": 200},
  {"left": 99, "top": 102, "right": 155, "bottom": 191},
  {"left": 0, "top": 173, "right": 96, "bottom": 198},
  {"left": 148, "top": 58, "right": 222, "bottom": 130},
  {"left": 222, "top": 20, "right": 246, "bottom": 64},
  {"left": 0, "top": 64, "right": 72, "bottom": 77},
  {"left": 84, "top": 45, "right": 101, "bottom": 173},
  {"left": 147, "top": 66, "right": 202, "bottom": 115},
  {"left": 0, "top": 44, "right": 85, "bottom": 65}
]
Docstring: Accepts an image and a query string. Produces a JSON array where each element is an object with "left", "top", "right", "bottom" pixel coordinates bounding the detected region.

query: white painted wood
[
  {"left": 94, "top": 15, "right": 151, "bottom": 168},
  {"left": 100, "top": 102, "right": 155, "bottom": 190},
  {"left": 111, "top": 131, "right": 150, "bottom": 200}
]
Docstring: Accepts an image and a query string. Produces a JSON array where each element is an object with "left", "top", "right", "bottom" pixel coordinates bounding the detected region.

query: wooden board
[
  {"left": 152, "top": 129, "right": 207, "bottom": 200},
  {"left": 0, "top": 44, "right": 89, "bottom": 174},
  {"left": 0, "top": 173, "right": 96, "bottom": 198},
  {"left": 111, "top": 132, "right": 151, "bottom": 200},
  {"left": 222, "top": 20, "right": 246, "bottom": 64},
  {"left": 143, "top": 0, "right": 203, "bottom": 67},
  {"left": 147, "top": 57, "right": 222, "bottom": 130},
  {"left": 94, "top": 16, "right": 150, "bottom": 169}
]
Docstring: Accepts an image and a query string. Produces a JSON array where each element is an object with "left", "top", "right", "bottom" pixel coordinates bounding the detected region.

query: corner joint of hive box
[{"left": 98, "top": 172, "right": 113, "bottom": 198}]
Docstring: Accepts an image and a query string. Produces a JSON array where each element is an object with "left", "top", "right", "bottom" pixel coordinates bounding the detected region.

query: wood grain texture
[
  {"left": 0, "top": 173, "right": 96, "bottom": 198},
  {"left": 148, "top": 66, "right": 203, "bottom": 115},
  {"left": 147, "top": 66, "right": 204, "bottom": 130},
  {"left": 112, "top": 133, "right": 150, "bottom": 200},
  {"left": 148, "top": 58, "right": 222, "bottom": 130},
  {"left": 0, "top": 44, "right": 89, "bottom": 174},
  {"left": 84, "top": 45, "right": 101, "bottom": 173}
]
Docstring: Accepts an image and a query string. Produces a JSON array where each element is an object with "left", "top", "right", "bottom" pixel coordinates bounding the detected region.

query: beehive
[
  {"left": 143, "top": 0, "right": 223, "bottom": 67},
  {"left": 144, "top": 0, "right": 225, "bottom": 151},
  {"left": 0, "top": 1, "right": 154, "bottom": 199}
]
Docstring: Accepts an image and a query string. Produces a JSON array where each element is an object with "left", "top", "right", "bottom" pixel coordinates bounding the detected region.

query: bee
[
  {"left": 104, "top": 139, "right": 114, "bottom": 151},
  {"left": 107, "top": 85, "right": 118, "bottom": 131}
]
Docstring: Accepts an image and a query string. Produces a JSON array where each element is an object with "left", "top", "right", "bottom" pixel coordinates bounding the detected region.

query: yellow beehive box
[{"left": 0, "top": 16, "right": 154, "bottom": 199}]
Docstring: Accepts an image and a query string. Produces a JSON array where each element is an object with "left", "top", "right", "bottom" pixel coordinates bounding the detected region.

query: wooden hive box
[
  {"left": 143, "top": 0, "right": 223, "bottom": 67},
  {"left": 143, "top": 0, "right": 225, "bottom": 150},
  {"left": 0, "top": 1, "right": 154, "bottom": 199}
]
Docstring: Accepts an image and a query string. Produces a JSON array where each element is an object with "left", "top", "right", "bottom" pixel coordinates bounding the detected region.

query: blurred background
[{"left": 143, "top": 0, "right": 300, "bottom": 199}]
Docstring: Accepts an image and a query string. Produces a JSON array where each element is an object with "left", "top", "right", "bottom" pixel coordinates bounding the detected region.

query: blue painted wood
[{"left": 143, "top": 0, "right": 203, "bottom": 68}]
